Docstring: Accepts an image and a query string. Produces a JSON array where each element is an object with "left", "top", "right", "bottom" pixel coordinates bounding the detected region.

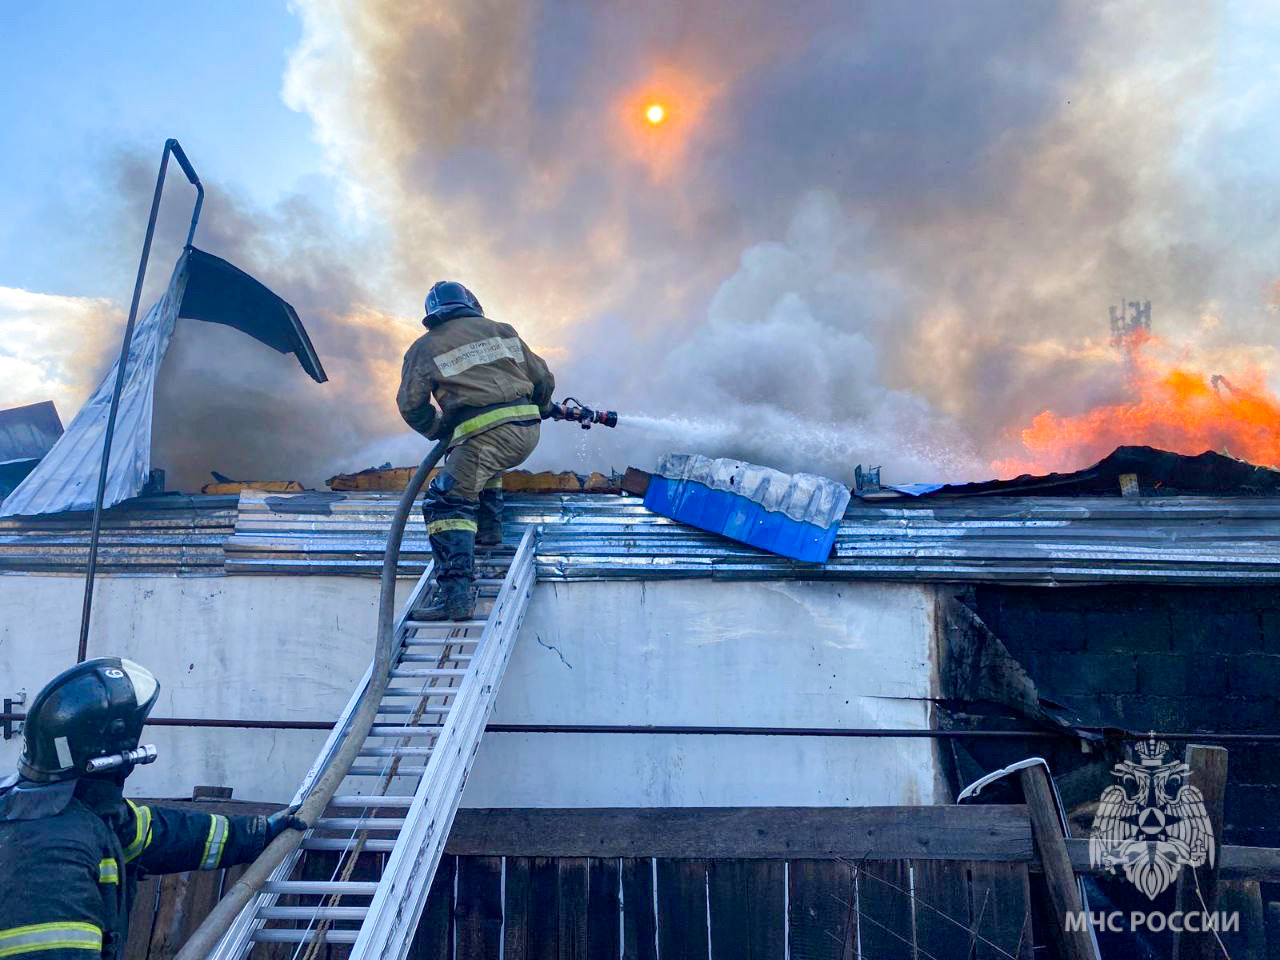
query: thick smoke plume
[{"left": 17, "top": 2, "right": 1280, "bottom": 489}]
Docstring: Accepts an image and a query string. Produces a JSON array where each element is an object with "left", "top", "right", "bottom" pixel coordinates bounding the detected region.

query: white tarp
[
  {"left": 655, "top": 453, "right": 851, "bottom": 527},
  {"left": 0, "top": 259, "right": 188, "bottom": 517}
]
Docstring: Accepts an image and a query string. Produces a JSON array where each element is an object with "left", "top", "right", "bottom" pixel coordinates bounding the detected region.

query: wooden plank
[
  {"left": 856, "top": 860, "right": 913, "bottom": 960},
  {"left": 177, "top": 867, "right": 225, "bottom": 947},
  {"left": 445, "top": 806, "right": 1033, "bottom": 861},
  {"left": 505, "top": 857, "right": 532, "bottom": 960},
  {"left": 1020, "top": 765, "right": 1092, "bottom": 960},
  {"left": 1173, "top": 744, "right": 1229, "bottom": 960},
  {"left": 788, "top": 860, "right": 854, "bottom": 960},
  {"left": 124, "top": 876, "right": 160, "bottom": 960},
  {"left": 620, "top": 859, "right": 657, "bottom": 960},
  {"left": 1066, "top": 838, "right": 1280, "bottom": 881},
  {"left": 1267, "top": 901, "right": 1280, "bottom": 960},
  {"left": 621, "top": 468, "right": 651, "bottom": 496},
  {"left": 968, "top": 863, "right": 1033, "bottom": 960},
  {"left": 530, "top": 857, "right": 561, "bottom": 960},
  {"left": 145, "top": 873, "right": 193, "bottom": 960},
  {"left": 587, "top": 858, "right": 621, "bottom": 960},
  {"left": 411, "top": 854, "right": 455, "bottom": 960},
  {"left": 456, "top": 856, "right": 504, "bottom": 960},
  {"left": 1220, "top": 879, "right": 1265, "bottom": 960},
  {"left": 656, "top": 860, "right": 708, "bottom": 960},
  {"left": 911, "top": 860, "right": 974, "bottom": 960},
  {"left": 558, "top": 858, "right": 590, "bottom": 960},
  {"left": 707, "top": 860, "right": 784, "bottom": 959}
]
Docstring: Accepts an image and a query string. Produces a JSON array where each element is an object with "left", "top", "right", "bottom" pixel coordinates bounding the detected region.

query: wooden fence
[{"left": 123, "top": 801, "right": 1280, "bottom": 960}]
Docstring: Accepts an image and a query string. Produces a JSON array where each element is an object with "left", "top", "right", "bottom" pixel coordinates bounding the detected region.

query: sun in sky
[{"left": 645, "top": 103, "right": 666, "bottom": 125}]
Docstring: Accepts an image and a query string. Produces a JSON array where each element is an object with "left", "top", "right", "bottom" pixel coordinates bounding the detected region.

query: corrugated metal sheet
[
  {"left": 0, "top": 496, "right": 237, "bottom": 575},
  {"left": 4, "top": 489, "right": 1280, "bottom": 584},
  {"left": 226, "top": 491, "right": 1280, "bottom": 584},
  {"left": 0, "top": 261, "right": 188, "bottom": 518}
]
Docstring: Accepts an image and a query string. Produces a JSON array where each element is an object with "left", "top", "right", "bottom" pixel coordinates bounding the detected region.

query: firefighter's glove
[{"left": 252, "top": 805, "right": 308, "bottom": 848}]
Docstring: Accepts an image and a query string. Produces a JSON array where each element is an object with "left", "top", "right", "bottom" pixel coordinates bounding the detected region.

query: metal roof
[
  {"left": 6, "top": 489, "right": 1276, "bottom": 584},
  {"left": 0, "top": 401, "right": 63, "bottom": 465},
  {"left": 0, "top": 496, "right": 237, "bottom": 575}
]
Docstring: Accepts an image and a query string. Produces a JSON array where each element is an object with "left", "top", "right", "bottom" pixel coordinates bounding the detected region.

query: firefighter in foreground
[
  {"left": 0, "top": 658, "right": 306, "bottom": 959},
  {"left": 397, "top": 280, "right": 555, "bottom": 620}
]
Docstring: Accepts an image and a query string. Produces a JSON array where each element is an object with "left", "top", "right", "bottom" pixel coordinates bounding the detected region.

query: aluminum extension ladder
[{"left": 208, "top": 527, "right": 537, "bottom": 959}]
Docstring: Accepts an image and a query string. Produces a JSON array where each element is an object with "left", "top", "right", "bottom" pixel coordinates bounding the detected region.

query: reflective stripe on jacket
[{"left": 397, "top": 311, "right": 555, "bottom": 443}]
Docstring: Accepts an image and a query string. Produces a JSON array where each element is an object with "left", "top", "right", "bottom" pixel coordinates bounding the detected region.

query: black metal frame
[{"left": 77, "top": 139, "right": 203, "bottom": 662}]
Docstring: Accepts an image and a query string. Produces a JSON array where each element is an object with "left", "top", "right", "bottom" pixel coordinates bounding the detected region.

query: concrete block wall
[{"left": 971, "top": 584, "right": 1280, "bottom": 847}]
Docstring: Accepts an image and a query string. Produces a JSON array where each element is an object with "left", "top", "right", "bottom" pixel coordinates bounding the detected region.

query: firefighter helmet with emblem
[{"left": 18, "top": 658, "right": 160, "bottom": 782}]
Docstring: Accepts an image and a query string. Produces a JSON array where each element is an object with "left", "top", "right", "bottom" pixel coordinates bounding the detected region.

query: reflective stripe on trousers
[
  {"left": 0, "top": 921, "right": 102, "bottom": 957},
  {"left": 426, "top": 517, "right": 478, "bottom": 536}
]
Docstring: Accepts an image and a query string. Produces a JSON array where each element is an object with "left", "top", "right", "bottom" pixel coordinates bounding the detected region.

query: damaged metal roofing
[
  {"left": 0, "top": 248, "right": 325, "bottom": 519},
  {"left": 0, "top": 401, "right": 63, "bottom": 465},
  {"left": 0, "top": 401, "right": 63, "bottom": 498},
  {"left": 4, "top": 489, "right": 1280, "bottom": 584}
]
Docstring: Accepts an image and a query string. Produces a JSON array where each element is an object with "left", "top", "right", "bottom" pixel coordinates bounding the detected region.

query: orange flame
[{"left": 994, "top": 333, "right": 1280, "bottom": 477}]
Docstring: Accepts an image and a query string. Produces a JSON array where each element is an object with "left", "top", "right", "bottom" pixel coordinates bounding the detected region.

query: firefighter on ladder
[
  {"left": 0, "top": 658, "right": 306, "bottom": 959},
  {"left": 397, "top": 280, "right": 555, "bottom": 621}
]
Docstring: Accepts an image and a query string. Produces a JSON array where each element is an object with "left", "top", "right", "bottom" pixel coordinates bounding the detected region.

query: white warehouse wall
[{"left": 0, "top": 574, "right": 941, "bottom": 806}]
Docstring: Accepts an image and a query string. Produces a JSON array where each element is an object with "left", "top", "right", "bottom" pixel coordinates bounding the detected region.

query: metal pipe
[
  {"left": 174, "top": 439, "right": 447, "bottom": 960},
  {"left": 4, "top": 711, "right": 1279, "bottom": 743},
  {"left": 77, "top": 138, "right": 203, "bottom": 663}
]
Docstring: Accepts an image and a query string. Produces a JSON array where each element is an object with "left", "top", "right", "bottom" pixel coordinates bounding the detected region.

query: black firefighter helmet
[
  {"left": 423, "top": 280, "right": 482, "bottom": 326},
  {"left": 19, "top": 657, "right": 160, "bottom": 783}
]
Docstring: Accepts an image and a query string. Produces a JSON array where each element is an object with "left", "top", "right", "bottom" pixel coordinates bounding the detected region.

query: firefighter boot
[
  {"left": 476, "top": 483, "right": 504, "bottom": 547},
  {"left": 420, "top": 527, "right": 477, "bottom": 621}
]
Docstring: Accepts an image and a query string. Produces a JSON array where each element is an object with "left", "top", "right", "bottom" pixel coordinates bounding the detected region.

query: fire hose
[{"left": 177, "top": 399, "right": 619, "bottom": 959}]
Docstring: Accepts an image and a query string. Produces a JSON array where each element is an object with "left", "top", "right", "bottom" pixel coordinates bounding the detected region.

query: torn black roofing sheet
[
  {"left": 179, "top": 246, "right": 327, "bottom": 383},
  {"left": 880, "top": 446, "right": 1280, "bottom": 499},
  {"left": 0, "top": 401, "right": 63, "bottom": 465}
]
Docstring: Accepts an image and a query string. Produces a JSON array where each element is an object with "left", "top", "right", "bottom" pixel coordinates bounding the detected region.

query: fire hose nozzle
[
  {"left": 546, "top": 400, "right": 619, "bottom": 430},
  {"left": 85, "top": 744, "right": 158, "bottom": 774}
]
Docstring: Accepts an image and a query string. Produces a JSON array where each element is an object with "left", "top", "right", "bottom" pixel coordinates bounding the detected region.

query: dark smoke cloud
[{"left": 37, "top": 1, "right": 1280, "bottom": 490}]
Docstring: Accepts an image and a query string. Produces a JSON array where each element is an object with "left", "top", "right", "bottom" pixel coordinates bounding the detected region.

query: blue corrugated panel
[{"left": 643, "top": 475, "right": 840, "bottom": 562}]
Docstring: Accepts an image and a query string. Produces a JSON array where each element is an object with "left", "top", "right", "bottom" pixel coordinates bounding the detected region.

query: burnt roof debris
[{"left": 862, "top": 446, "right": 1280, "bottom": 499}]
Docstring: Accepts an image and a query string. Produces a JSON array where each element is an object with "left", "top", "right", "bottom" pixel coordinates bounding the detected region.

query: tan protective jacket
[{"left": 397, "top": 311, "right": 555, "bottom": 446}]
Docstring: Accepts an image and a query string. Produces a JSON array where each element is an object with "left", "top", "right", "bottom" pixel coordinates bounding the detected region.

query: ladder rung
[
  {"left": 258, "top": 906, "right": 369, "bottom": 921},
  {"left": 348, "top": 764, "right": 427, "bottom": 777},
  {"left": 399, "top": 652, "right": 473, "bottom": 662},
  {"left": 263, "top": 881, "right": 378, "bottom": 896},
  {"left": 402, "top": 638, "right": 478, "bottom": 648},
  {"left": 405, "top": 619, "right": 488, "bottom": 629},
  {"left": 253, "top": 929, "right": 359, "bottom": 944},
  {"left": 316, "top": 817, "right": 406, "bottom": 830},
  {"left": 392, "top": 667, "right": 468, "bottom": 678},
  {"left": 368, "top": 725, "right": 441, "bottom": 737},
  {"left": 330, "top": 795, "right": 415, "bottom": 807},
  {"left": 359, "top": 745, "right": 433, "bottom": 757},
  {"left": 382, "top": 685, "right": 460, "bottom": 696},
  {"left": 303, "top": 837, "right": 397, "bottom": 852},
  {"left": 377, "top": 704, "right": 451, "bottom": 715}
]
